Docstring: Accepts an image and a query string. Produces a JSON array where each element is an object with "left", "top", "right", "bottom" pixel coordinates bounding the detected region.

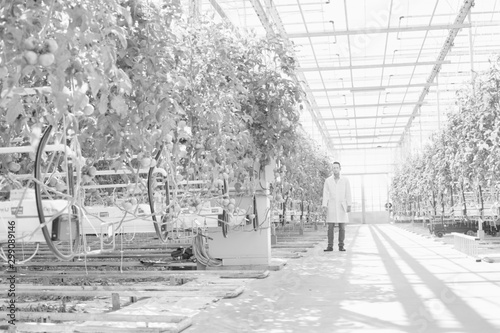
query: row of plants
[
  {"left": 0, "top": 0, "right": 331, "bottom": 219},
  {"left": 274, "top": 129, "right": 332, "bottom": 214},
  {"left": 391, "top": 56, "right": 500, "bottom": 216}
]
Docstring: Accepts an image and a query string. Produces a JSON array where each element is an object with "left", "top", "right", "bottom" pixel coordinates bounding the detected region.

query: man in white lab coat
[{"left": 322, "top": 162, "right": 352, "bottom": 251}]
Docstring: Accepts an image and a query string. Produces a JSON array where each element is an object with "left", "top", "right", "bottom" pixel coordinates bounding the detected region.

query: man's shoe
[
  {"left": 324, "top": 247, "right": 333, "bottom": 252},
  {"left": 339, "top": 247, "right": 346, "bottom": 252}
]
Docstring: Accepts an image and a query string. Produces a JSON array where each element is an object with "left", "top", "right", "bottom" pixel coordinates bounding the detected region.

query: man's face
[{"left": 333, "top": 164, "right": 341, "bottom": 176}]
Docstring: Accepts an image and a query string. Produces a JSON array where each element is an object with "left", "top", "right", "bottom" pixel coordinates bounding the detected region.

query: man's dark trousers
[{"left": 327, "top": 223, "right": 345, "bottom": 248}]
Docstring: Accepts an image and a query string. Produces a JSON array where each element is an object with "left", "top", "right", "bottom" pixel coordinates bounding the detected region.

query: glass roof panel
[{"left": 201, "top": 0, "right": 500, "bottom": 170}]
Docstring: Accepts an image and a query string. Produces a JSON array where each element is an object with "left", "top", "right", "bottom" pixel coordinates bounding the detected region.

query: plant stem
[{"left": 39, "top": 0, "right": 56, "bottom": 40}]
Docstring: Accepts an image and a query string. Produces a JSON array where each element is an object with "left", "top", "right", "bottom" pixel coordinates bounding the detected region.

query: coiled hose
[{"left": 192, "top": 233, "right": 222, "bottom": 267}]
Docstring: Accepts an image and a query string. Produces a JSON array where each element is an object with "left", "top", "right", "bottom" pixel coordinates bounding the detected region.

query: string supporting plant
[
  {"left": 1, "top": 0, "right": 333, "bottom": 260},
  {"left": 391, "top": 56, "right": 500, "bottom": 224}
]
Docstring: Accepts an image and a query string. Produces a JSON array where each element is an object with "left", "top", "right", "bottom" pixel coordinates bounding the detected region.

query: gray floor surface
[{"left": 184, "top": 224, "right": 500, "bottom": 333}]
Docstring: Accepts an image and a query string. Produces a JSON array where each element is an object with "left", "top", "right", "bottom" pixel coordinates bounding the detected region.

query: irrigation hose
[{"left": 192, "top": 233, "right": 221, "bottom": 267}]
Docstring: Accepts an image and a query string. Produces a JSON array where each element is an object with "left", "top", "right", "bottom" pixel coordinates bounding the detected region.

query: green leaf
[
  {"left": 68, "top": 6, "right": 87, "bottom": 31},
  {"left": 117, "top": 69, "right": 132, "bottom": 95},
  {"left": 108, "top": 28, "right": 128, "bottom": 49},
  {"left": 7, "top": 26, "right": 23, "bottom": 43},
  {"left": 98, "top": 93, "right": 109, "bottom": 115},
  {"left": 73, "top": 91, "right": 88, "bottom": 111},
  {"left": 6, "top": 95, "right": 23, "bottom": 124},
  {"left": 100, "top": 46, "right": 114, "bottom": 73},
  {"left": 110, "top": 95, "right": 127, "bottom": 115},
  {"left": 173, "top": 100, "right": 185, "bottom": 115},
  {"left": 89, "top": 72, "right": 103, "bottom": 98},
  {"left": 118, "top": 5, "right": 133, "bottom": 26}
]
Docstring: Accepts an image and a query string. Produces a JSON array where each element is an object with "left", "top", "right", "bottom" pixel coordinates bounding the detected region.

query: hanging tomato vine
[
  {"left": 1, "top": 0, "right": 332, "bottom": 217},
  {"left": 391, "top": 56, "right": 500, "bottom": 216}
]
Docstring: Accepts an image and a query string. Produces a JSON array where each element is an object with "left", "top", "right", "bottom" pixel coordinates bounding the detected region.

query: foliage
[
  {"left": 391, "top": 56, "right": 500, "bottom": 215},
  {"left": 0, "top": 0, "right": 333, "bottom": 217},
  {"left": 275, "top": 130, "right": 332, "bottom": 207}
]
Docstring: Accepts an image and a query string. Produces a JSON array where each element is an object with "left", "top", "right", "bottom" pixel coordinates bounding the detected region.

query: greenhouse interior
[
  {"left": 201, "top": 0, "right": 500, "bottom": 220},
  {"left": 1, "top": 0, "right": 500, "bottom": 332}
]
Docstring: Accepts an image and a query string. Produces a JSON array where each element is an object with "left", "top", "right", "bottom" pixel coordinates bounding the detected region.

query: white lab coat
[{"left": 322, "top": 175, "right": 352, "bottom": 223}]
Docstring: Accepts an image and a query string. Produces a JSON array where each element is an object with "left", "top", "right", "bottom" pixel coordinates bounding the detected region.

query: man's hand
[{"left": 346, "top": 206, "right": 351, "bottom": 213}]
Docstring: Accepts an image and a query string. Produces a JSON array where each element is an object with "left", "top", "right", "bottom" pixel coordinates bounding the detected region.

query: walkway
[{"left": 184, "top": 224, "right": 500, "bottom": 333}]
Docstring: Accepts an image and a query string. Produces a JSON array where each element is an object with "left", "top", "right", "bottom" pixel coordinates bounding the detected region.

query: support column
[{"left": 477, "top": 185, "right": 485, "bottom": 239}]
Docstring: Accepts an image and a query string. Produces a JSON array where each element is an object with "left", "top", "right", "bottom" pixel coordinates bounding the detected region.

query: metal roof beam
[
  {"left": 298, "top": 60, "right": 450, "bottom": 72},
  {"left": 321, "top": 114, "right": 412, "bottom": 121},
  {"left": 399, "top": 11, "right": 499, "bottom": 19},
  {"left": 339, "top": 146, "right": 399, "bottom": 151},
  {"left": 208, "top": 0, "right": 229, "bottom": 20},
  {"left": 329, "top": 134, "right": 402, "bottom": 139},
  {"left": 328, "top": 123, "right": 443, "bottom": 131},
  {"left": 287, "top": 21, "right": 499, "bottom": 38},
  {"left": 274, "top": 2, "right": 331, "bottom": 7},
  {"left": 316, "top": 102, "right": 423, "bottom": 110},
  {"left": 327, "top": 125, "right": 407, "bottom": 131},
  {"left": 307, "top": 83, "right": 437, "bottom": 93},
  {"left": 296, "top": 44, "right": 500, "bottom": 60},
  {"left": 305, "top": 70, "right": 473, "bottom": 85},
  {"left": 248, "top": 0, "right": 275, "bottom": 36},
  {"left": 334, "top": 141, "right": 400, "bottom": 146},
  {"left": 399, "top": 0, "right": 474, "bottom": 144}
]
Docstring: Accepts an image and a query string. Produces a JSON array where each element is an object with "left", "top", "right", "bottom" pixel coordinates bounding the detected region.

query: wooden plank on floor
[
  {"left": 271, "top": 242, "right": 316, "bottom": 249},
  {"left": 70, "top": 253, "right": 174, "bottom": 259},
  {"left": 222, "top": 285, "right": 245, "bottom": 298},
  {"left": 273, "top": 239, "right": 313, "bottom": 242},
  {"left": 3, "top": 261, "right": 196, "bottom": 268},
  {"left": 22, "top": 249, "right": 176, "bottom": 255},
  {"left": 10, "top": 284, "right": 242, "bottom": 292},
  {"left": 74, "top": 326, "right": 164, "bottom": 333},
  {"left": 0, "top": 322, "right": 169, "bottom": 332},
  {"left": 272, "top": 248, "right": 310, "bottom": 252},
  {"left": 2, "top": 288, "right": 243, "bottom": 299},
  {"left": 272, "top": 253, "right": 302, "bottom": 259},
  {"left": 219, "top": 270, "right": 270, "bottom": 279},
  {"left": 0, "top": 312, "right": 187, "bottom": 323},
  {"left": 4, "top": 269, "right": 269, "bottom": 279}
]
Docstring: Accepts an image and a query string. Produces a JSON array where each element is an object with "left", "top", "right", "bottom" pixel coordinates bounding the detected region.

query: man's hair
[{"left": 333, "top": 161, "right": 341, "bottom": 168}]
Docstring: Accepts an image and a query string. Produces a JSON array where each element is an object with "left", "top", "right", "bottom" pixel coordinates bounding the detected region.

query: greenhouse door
[{"left": 348, "top": 173, "right": 390, "bottom": 224}]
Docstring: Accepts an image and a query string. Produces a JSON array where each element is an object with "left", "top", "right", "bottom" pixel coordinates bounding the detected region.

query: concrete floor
[{"left": 184, "top": 224, "right": 500, "bottom": 333}]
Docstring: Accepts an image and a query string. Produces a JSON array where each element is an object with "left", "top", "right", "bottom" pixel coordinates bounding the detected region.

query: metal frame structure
[{"left": 196, "top": 0, "right": 499, "bottom": 160}]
